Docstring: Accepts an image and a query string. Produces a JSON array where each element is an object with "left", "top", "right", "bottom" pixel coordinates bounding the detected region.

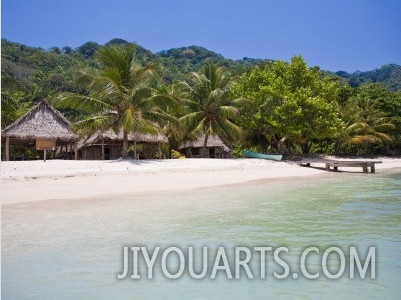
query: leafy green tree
[
  {"left": 235, "top": 56, "right": 343, "bottom": 154},
  {"left": 49, "top": 47, "right": 61, "bottom": 54},
  {"left": 1, "top": 92, "right": 19, "bottom": 127},
  {"left": 62, "top": 46, "right": 73, "bottom": 55},
  {"left": 105, "top": 38, "right": 130, "bottom": 47},
  {"left": 1, "top": 71, "right": 34, "bottom": 126},
  {"left": 56, "top": 45, "right": 168, "bottom": 157},
  {"left": 0, "top": 91, "right": 33, "bottom": 128},
  {"left": 77, "top": 42, "right": 100, "bottom": 58},
  {"left": 180, "top": 61, "right": 246, "bottom": 157}
]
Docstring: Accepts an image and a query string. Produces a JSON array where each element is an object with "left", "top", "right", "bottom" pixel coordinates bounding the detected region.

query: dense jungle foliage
[{"left": 2, "top": 38, "right": 400, "bottom": 157}]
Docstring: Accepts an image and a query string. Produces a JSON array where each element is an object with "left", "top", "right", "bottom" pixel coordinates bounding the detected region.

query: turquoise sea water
[{"left": 2, "top": 169, "right": 401, "bottom": 299}]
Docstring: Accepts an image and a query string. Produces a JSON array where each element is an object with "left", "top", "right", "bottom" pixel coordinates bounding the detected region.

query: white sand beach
[{"left": 2, "top": 157, "right": 401, "bottom": 205}]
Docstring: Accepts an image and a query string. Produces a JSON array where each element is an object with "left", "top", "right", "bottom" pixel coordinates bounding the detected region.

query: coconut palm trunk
[
  {"left": 122, "top": 130, "right": 129, "bottom": 158},
  {"left": 203, "top": 134, "right": 209, "bottom": 158}
]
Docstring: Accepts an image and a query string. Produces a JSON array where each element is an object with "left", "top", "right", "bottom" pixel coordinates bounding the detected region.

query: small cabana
[
  {"left": 77, "top": 129, "right": 168, "bottom": 160},
  {"left": 1, "top": 100, "right": 78, "bottom": 161},
  {"left": 179, "top": 134, "right": 232, "bottom": 158}
]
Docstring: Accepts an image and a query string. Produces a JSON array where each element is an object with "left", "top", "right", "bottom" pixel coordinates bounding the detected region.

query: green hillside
[
  {"left": 3, "top": 38, "right": 400, "bottom": 96},
  {"left": 336, "top": 64, "right": 401, "bottom": 91},
  {"left": 0, "top": 38, "right": 269, "bottom": 95}
]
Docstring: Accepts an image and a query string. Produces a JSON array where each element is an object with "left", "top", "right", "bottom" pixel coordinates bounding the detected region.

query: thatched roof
[
  {"left": 180, "top": 134, "right": 231, "bottom": 152},
  {"left": 1, "top": 100, "right": 78, "bottom": 142},
  {"left": 78, "top": 129, "right": 168, "bottom": 149}
]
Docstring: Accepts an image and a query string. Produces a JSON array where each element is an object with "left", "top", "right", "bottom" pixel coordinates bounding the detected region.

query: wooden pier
[{"left": 300, "top": 160, "right": 382, "bottom": 173}]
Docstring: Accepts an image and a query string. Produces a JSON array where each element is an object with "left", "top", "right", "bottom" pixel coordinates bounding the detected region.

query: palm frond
[
  {"left": 374, "top": 123, "right": 395, "bottom": 132},
  {"left": 55, "top": 94, "right": 113, "bottom": 114},
  {"left": 119, "top": 107, "right": 136, "bottom": 132},
  {"left": 372, "top": 132, "right": 392, "bottom": 142},
  {"left": 90, "top": 76, "right": 123, "bottom": 103},
  {"left": 130, "top": 87, "right": 152, "bottom": 104},
  {"left": 192, "top": 117, "right": 209, "bottom": 136},
  {"left": 218, "top": 118, "right": 243, "bottom": 140},
  {"left": 135, "top": 119, "right": 161, "bottom": 136},
  {"left": 345, "top": 122, "right": 368, "bottom": 133},
  {"left": 180, "top": 111, "right": 204, "bottom": 130},
  {"left": 72, "top": 115, "right": 117, "bottom": 136},
  {"left": 130, "top": 64, "right": 157, "bottom": 88},
  {"left": 218, "top": 105, "right": 240, "bottom": 120}
]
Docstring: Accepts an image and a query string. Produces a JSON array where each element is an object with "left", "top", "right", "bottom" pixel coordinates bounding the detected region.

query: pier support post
[{"left": 362, "top": 164, "right": 368, "bottom": 173}]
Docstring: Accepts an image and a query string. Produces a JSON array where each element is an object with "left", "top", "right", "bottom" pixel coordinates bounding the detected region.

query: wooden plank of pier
[{"left": 300, "top": 160, "right": 382, "bottom": 173}]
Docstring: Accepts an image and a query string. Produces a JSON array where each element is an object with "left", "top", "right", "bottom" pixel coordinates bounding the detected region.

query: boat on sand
[{"left": 242, "top": 149, "right": 283, "bottom": 161}]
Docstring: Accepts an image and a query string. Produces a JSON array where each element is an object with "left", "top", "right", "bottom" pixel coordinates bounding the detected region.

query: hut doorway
[
  {"left": 104, "top": 146, "right": 110, "bottom": 160},
  {"left": 209, "top": 148, "right": 215, "bottom": 158}
]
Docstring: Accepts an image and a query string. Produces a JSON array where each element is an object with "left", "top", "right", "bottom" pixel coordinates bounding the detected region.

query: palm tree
[
  {"left": 152, "top": 81, "right": 189, "bottom": 157},
  {"left": 180, "top": 62, "right": 246, "bottom": 157},
  {"left": 56, "top": 45, "right": 168, "bottom": 157},
  {"left": 339, "top": 96, "right": 395, "bottom": 146}
]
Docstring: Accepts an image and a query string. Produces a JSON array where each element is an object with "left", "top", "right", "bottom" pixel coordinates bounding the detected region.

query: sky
[{"left": 2, "top": 0, "right": 401, "bottom": 72}]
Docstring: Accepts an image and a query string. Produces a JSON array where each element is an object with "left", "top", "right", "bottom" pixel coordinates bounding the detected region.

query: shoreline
[{"left": 2, "top": 158, "right": 401, "bottom": 205}]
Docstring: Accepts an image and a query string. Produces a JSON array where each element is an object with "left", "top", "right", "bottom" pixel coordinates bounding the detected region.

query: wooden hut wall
[
  {"left": 110, "top": 145, "right": 122, "bottom": 159},
  {"left": 79, "top": 144, "right": 123, "bottom": 160},
  {"left": 184, "top": 146, "right": 231, "bottom": 158},
  {"left": 80, "top": 146, "right": 103, "bottom": 160}
]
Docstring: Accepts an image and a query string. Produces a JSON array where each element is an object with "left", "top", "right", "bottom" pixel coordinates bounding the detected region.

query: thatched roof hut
[
  {"left": 77, "top": 129, "right": 168, "bottom": 160},
  {"left": 78, "top": 129, "right": 168, "bottom": 147},
  {"left": 179, "top": 134, "right": 232, "bottom": 158},
  {"left": 1, "top": 100, "right": 78, "bottom": 160}
]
